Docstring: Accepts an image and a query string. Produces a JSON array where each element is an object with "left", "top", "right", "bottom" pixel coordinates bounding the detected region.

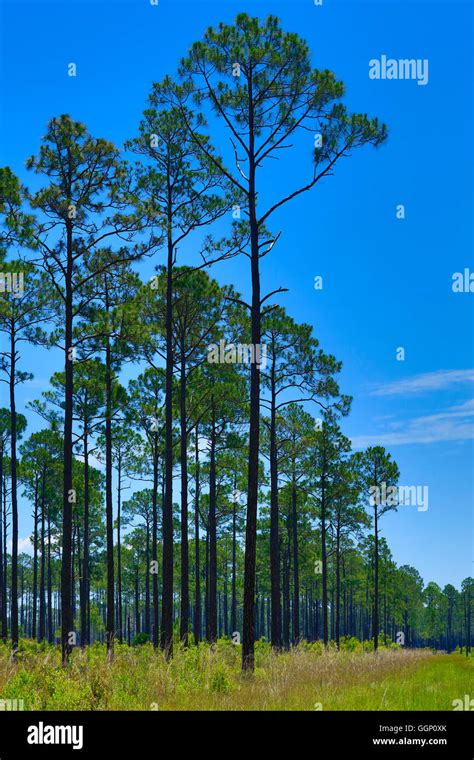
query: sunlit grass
[{"left": 0, "top": 639, "right": 471, "bottom": 711}]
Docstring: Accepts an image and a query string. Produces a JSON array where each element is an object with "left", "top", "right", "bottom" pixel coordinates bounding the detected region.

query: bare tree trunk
[
  {"left": 61, "top": 223, "right": 74, "bottom": 665},
  {"left": 373, "top": 505, "right": 379, "bottom": 652},
  {"left": 144, "top": 520, "right": 150, "bottom": 634},
  {"left": 104, "top": 285, "right": 115, "bottom": 661},
  {"left": 134, "top": 565, "right": 140, "bottom": 636},
  {"left": 31, "top": 476, "right": 38, "bottom": 639},
  {"left": 151, "top": 442, "right": 159, "bottom": 648},
  {"left": 269, "top": 360, "right": 281, "bottom": 649},
  {"left": 161, "top": 228, "right": 174, "bottom": 658},
  {"left": 9, "top": 328, "right": 19, "bottom": 653},
  {"left": 231, "top": 493, "right": 237, "bottom": 635},
  {"left": 47, "top": 509, "right": 53, "bottom": 643},
  {"left": 335, "top": 517, "right": 341, "bottom": 649},
  {"left": 193, "top": 427, "right": 201, "bottom": 644},
  {"left": 117, "top": 453, "right": 123, "bottom": 644},
  {"left": 242, "top": 104, "right": 261, "bottom": 670},
  {"left": 283, "top": 545, "right": 291, "bottom": 650},
  {"left": 38, "top": 474, "right": 46, "bottom": 642},
  {"left": 208, "top": 413, "right": 217, "bottom": 643},
  {"left": 0, "top": 445, "right": 4, "bottom": 642},
  {"left": 321, "top": 470, "right": 329, "bottom": 648},
  {"left": 179, "top": 352, "right": 189, "bottom": 645},
  {"left": 2, "top": 480, "right": 8, "bottom": 642},
  {"left": 81, "top": 426, "right": 90, "bottom": 647},
  {"left": 291, "top": 472, "right": 300, "bottom": 644}
]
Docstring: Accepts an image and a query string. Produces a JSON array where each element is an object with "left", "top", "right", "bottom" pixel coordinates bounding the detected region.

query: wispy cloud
[
  {"left": 351, "top": 399, "right": 474, "bottom": 447},
  {"left": 8, "top": 537, "right": 33, "bottom": 555},
  {"left": 23, "top": 377, "right": 52, "bottom": 390},
  {"left": 369, "top": 369, "right": 474, "bottom": 397},
  {"left": 76, "top": 453, "right": 103, "bottom": 470}
]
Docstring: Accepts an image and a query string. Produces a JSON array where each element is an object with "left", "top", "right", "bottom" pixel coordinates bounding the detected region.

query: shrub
[
  {"left": 132, "top": 633, "right": 150, "bottom": 646},
  {"left": 339, "top": 636, "right": 363, "bottom": 653},
  {"left": 209, "top": 668, "right": 232, "bottom": 694}
]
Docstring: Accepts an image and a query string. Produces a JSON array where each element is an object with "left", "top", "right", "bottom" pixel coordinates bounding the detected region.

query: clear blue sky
[{"left": 0, "top": 0, "right": 472, "bottom": 588}]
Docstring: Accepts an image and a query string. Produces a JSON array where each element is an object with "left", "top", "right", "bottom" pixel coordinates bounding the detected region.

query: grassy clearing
[{"left": 0, "top": 640, "right": 471, "bottom": 711}]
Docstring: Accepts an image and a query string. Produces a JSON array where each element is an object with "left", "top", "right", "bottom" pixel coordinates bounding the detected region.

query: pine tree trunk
[
  {"left": 242, "top": 93, "right": 261, "bottom": 670},
  {"left": 72, "top": 526, "right": 76, "bottom": 621},
  {"left": 0, "top": 445, "right": 4, "bottom": 642},
  {"left": 193, "top": 427, "right": 201, "bottom": 644},
  {"left": 117, "top": 453, "right": 123, "bottom": 644},
  {"left": 231, "top": 495, "right": 237, "bottom": 635},
  {"left": 31, "top": 477, "right": 38, "bottom": 640},
  {"left": 81, "top": 426, "right": 90, "bottom": 647},
  {"left": 335, "top": 518, "right": 341, "bottom": 649},
  {"left": 208, "top": 414, "right": 217, "bottom": 643},
  {"left": 205, "top": 525, "right": 209, "bottom": 641},
  {"left": 104, "top": 289, "right": 115, "bottom": 661},
  {"left": 134, "top": 566, "right": 140, "bottom": 635},
  {"left": 269, "top": 360, "right": 281, "bottom": 649},
  {"left": 47, "top": 510, "right": 53, "bottom": 643},
  {"left": 161, "top": 229, "right": 174, "bottom": 658},
  {"left": 61, "top": 229, "right": 74, "bottom": 665},
  {"left": 39, "top": 473, "right": 46, "bottom": 642},
  {"left": 223, "top": 557, "right": 228, "bottom": 636},
  {"left": 321, "top": 471, "right": 328, "bottom": 648},
  {"left": 373, "top": 505, "right": 379, "bottom": 652},
  {"left": 145, "top": 522, "right": 150, "bottom": 634},
  {"left": 179, "top": 352, "right": 189, "bottom": 645},
  {"left": 2, "top": 485, "right": 7, "bottom": 642},
  {"left": 9, "top": 328, "right": 19, "bottom": 653},
  {"left": 283, "top": 547, "right": 290, "bottom": 649},
  {"left": 152, "top": 441, "right": 159, "bottom": 648},
  {"left": 291, "top": 472, "right": 300, "bottom": 644}
]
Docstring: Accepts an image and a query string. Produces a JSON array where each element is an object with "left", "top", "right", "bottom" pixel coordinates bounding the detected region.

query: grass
[{"left": 0, "top": 639, "right": 471, "bottom": 711}]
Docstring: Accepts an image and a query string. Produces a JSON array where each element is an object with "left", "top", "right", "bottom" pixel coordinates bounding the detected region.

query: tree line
[{"left": 0, "top": 14, "right": 471, "bottom": 670}]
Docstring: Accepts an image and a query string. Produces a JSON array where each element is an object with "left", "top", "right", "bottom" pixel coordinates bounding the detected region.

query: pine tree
[{"left": 178, "top": 13, "right": 387, "bottom": 670}]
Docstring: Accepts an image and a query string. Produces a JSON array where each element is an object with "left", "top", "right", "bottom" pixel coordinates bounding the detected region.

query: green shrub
[
  {"left": 339, "top": 636, "right": 363, "bottom": 653},
  {"left": 132, "top": 633, "right": 150, "bottom": 646},
  {"left": 209, "top": 668, "right": 232, "bottom": 694}
]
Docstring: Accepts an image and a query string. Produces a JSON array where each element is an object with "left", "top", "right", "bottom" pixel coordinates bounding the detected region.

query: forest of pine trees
[{"left": 0, "top": 14, "right": 472, "bottom": 674}]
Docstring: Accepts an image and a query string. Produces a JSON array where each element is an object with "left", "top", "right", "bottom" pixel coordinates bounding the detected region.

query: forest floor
[{"left": 0, "top": 640, "right": 471, "bottom": 710}]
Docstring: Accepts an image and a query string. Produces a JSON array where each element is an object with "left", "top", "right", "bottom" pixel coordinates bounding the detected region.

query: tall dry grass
[{"left": 0, "top": 639, "right": 470, "bottom": 711}]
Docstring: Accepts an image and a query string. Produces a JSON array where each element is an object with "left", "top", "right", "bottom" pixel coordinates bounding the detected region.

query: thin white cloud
[
  {"left": 369, "top": 369, "right": 474, "bottom": 397},
  {"left": 7, "top": 536, "right": 33, "bottom": 555},
  {"left": 23, "top": 377, "right": 52, "bottom": 390},
  {"left": 75, "top": 453, "right": 103, "bottom": 470},
  {"left": 19, "top": 536, "right": 33, "bottom": 553},
  {"left": 351, "top": 399, "right": 474, "bottom": 447}
]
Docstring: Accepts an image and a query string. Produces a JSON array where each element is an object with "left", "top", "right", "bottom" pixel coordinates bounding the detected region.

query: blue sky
[{"left": 0, "top": 0, "right": 472, "bottom": 588}]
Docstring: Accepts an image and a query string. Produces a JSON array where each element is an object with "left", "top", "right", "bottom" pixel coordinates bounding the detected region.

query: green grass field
[{"left": 0, "top": 640, "right": 471, "bottom": 711}]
